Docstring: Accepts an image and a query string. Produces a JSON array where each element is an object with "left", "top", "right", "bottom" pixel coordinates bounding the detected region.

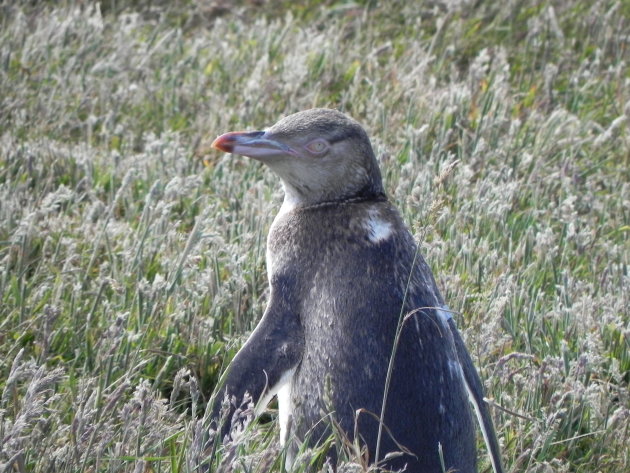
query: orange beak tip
[
  {"left": 210, "top": 136, "right": 222, "bottom": 151},
  {"left": 210, "top": 132, "right": 240, "bottom": 153}
]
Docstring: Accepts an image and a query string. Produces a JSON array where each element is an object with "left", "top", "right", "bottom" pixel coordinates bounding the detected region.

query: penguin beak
[{"left": 211, "top": 131, "right": 296, "bottom": 159}]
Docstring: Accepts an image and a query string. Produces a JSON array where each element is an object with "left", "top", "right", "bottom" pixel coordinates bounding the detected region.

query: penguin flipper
[
  {"left": 448, "top": 319, "right": 504, "bottom": 473},
  {"left": 210, "top": 292, "right": 304, "bottom": 439}
]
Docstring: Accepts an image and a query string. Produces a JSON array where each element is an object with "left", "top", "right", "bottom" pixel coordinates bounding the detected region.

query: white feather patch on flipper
[{"left": 457, "top": 363, "right": 502, "bottom": 473}]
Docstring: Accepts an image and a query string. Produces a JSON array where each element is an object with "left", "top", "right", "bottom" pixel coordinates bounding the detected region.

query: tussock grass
[{"left": 0, "top": 1, "right": 628, "bottom": 471}]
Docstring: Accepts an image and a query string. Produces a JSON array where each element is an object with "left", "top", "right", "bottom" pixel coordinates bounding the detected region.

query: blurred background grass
[{"left": 0, "top": 1, "right": 628, "bottom": 472}]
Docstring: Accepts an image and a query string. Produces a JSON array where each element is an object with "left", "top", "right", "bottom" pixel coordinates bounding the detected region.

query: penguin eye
[{"left": 305, "top": 139, "right": 329, "bottom": 155}]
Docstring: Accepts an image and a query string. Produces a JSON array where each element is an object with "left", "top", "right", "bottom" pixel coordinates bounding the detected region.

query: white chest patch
[
  {"left": 278, "top": 196, "right": 297, "bottom": 217},
  {"left": 277, "top": 376, "right": 293, "bottom": 445},
  {"left": 253, "top": 367, "right": 295, "bottom": 442},
  {"left": 365, "top": 210, "right": 393, "bottom": 243}
]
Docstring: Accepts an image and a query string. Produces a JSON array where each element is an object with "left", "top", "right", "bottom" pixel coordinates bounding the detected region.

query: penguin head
[{"left": 212, "top": 108, "right": 384, "bottom": 206}]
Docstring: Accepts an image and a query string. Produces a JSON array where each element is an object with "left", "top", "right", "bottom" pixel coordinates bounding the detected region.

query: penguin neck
[{"left": 280, "top": 183, "right": 387, "bottom": 215}]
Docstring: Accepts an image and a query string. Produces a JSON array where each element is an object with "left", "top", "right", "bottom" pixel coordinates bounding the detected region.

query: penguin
[{"left": 209, "top": 108, "right": 503, "bottom": 473}]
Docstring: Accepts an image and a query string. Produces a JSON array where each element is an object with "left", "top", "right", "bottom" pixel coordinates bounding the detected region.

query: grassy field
[{"left": 0, "top": 0, "right": 628, "bottom": 471}]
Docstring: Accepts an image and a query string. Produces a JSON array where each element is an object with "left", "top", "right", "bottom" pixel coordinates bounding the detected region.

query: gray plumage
[{"left": 210, "top": 108, "right": 503, "bottom": 473}]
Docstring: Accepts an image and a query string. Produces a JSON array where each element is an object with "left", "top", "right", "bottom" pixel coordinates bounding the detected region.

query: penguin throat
[{"left": 299, "top": 190, "right": 388, "bottom": 210}]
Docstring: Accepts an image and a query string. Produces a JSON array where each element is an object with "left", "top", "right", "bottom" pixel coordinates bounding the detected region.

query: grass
[{"left": 0, "top": 0, "right": 628, "bottom": 471}]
